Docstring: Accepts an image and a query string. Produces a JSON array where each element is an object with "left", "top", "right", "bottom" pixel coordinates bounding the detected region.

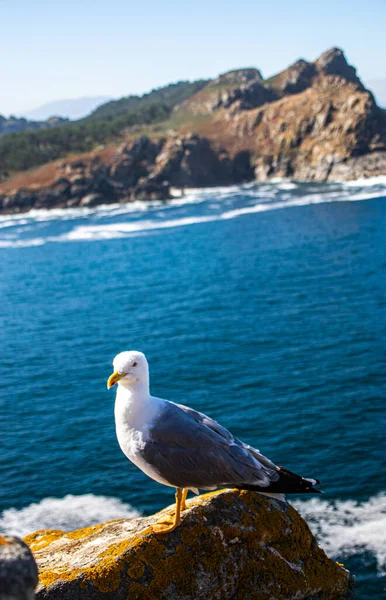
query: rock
[
  {"left": 0, "top": 191, "right": 36, "bottom": 214},
  {"left": 132, "top": 179, "right": 170, "bottom": 201},
  {"left": 215, "top": 68, "right": 264, "bottom": 86},
  {"left": 109, "top": 138, "right": 165, "bottom": 188},
  {"left": 267, "top": 60, "right": 317, "bottom": 96},
  {"left": 24, "top": 490, "right": 353, "bottom": 600},
  {"left": 328, "top": 150, "right": 386, "bottom": 180},
  {"left": 174, "top": 69, "right": 273, "bottom": 116},
  {"left": 232, "top": 151, "right": 255, "bottom": 182},
  {"left": 314, "top": 48, "right": 362, "bottom": 87},
  {"left": 153, "top": 135, "right": 235, "bottom": 187},
  {"left": 267, "top": 49, "right": 362, "bottom": 98},
  {"left": 79, "top": 193, "right": 104, "bottom": 207},
  {"left": 0, "top": 535, "right": 38, "bottom": 600}
]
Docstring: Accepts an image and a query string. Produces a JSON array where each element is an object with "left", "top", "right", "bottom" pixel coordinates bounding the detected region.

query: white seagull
[{"left": 107, "top": 350, "right": 320, "bottom": 534}]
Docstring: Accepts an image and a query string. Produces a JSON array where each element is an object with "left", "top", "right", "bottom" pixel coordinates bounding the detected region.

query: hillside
[
  {"left": 1, "top": 47, "right": 386, "bottom": 214},
  {"left": 89, "top": 79, "right": 208, "bottom": 119},
  {"left": 0, "top": 114, "right": 68, "bottom": 137},
  {"left": 0, "top": 80, "right": 207, "bottom": 181}
]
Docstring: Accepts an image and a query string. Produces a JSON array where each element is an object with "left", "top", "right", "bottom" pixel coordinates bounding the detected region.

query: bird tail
[{"left": 236, "top": 466, "right": 322, "bottom": 494}]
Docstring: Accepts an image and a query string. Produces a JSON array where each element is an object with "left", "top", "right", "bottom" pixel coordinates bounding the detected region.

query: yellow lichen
[
  {"left": 0, "top": 536, "right": 9, "bottom": 545},
  {"left": 23, "top": 490, "right": 351, "bottom": 599},
  {"left": 85, "top": 562, "right": 123, "bottom": 593},
  {"left": 67, "top": 522, "right": 105, "bottom": 540},
  {"left": 126, "top": 559, "right": 145, "bottom": 580},
  {"left": 39, "top": 570, "right": 77, "bottom": 588},
  {"left": 24, "top": 530, "right": 65, "bottom": 552}
]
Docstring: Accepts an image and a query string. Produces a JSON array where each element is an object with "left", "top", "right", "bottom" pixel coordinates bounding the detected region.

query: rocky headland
[
  {"left": 1, "top": 47, "right": 386, "bottom": 215},
  {"left": 22, "top": 490, "right": 354, "bottom": 600}
]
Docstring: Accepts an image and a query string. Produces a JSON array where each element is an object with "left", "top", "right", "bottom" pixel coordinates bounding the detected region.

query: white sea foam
[
  {"left": 293, "top": 493, "right": 386, "bottom": 573},
  {"left": 344, "top": 175, "right": 386, "bottom": 187},
  {"left": 1, "top": 178, "right": 386, "bottom": 248},
  {"left": 0, "top": 494, "right": 140, "bottom": 537}
]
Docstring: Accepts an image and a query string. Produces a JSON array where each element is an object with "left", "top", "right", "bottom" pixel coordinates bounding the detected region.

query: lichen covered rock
[{"left": 24, "top": 490, "right": 353, "bottom": 600}]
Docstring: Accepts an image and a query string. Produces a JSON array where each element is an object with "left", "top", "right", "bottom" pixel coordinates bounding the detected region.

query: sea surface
[{"left": 1, "top": 179, "right": 385, "bottom": 598}]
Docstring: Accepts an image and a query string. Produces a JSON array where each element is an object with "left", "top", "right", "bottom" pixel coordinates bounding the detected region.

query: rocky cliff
[
  {"left": 176, "top": 47, "right": 386, "bottom": 181},
  {"left": 1, "top": 47, "right": 386, "bottom": 214},
  {"left": 0, "top": 134, "right": 251, "bottom": 214},
  {"left": 23, "top": 490, "right": 353, "bottom": 600}
]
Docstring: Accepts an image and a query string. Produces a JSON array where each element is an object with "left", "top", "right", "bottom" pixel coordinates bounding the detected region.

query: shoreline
[
  {"left": 2, "top": 155, "right": 386, "bottom": 218},
  {"left": 1, "top": 177, "right": 385, "bottom": 249}
]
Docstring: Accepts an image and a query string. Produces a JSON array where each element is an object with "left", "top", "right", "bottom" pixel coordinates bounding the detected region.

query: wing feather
[{"left": 141, "top": 400, "right": 280, "bottom": 490}]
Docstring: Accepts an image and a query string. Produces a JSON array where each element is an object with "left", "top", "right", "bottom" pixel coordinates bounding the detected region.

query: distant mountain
[
  {"left": 365, "top": 79, "right": 386, "bottom": 108},
  {"left": 23, "top": 96, "right": 112, "bottom": 121}
]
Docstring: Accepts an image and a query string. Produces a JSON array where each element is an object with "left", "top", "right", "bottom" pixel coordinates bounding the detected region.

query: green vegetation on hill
[
  {"left": 89, "top": 80, "right": 208, "bottom": 119},
  {"left": 0, "top": 80, "right": 208, "bottom": 181},
  {"left": 0, "top": 104, "right": 169, "bottom": 180}
]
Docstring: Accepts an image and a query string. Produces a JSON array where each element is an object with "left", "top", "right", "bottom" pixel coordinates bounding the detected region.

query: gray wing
[{"left": 141, "top": 400, "right": 280, "bottom": 490}]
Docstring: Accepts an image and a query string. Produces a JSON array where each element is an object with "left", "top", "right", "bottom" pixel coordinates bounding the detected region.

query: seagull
[{"left": 107, "top": 350, "right": 321, "bottom": 534}]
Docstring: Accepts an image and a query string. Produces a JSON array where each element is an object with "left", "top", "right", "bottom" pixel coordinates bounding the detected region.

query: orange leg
[
  {"left": 181, "top": 488, "right": 188, "bottom": 511},
  {"left": 152, "top": 488, "right": 183, "bottom": 534}
]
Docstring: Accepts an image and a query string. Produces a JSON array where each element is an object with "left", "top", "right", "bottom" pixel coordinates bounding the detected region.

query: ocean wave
[
  {"left": 0, "top": 494, "right": 140, "bottom": 537},
  {"left": 1, "top": 178, "right": 386, "bottom": 248},
  {"left": 293, "top": 493, "right": 386, "bottom": 573}
]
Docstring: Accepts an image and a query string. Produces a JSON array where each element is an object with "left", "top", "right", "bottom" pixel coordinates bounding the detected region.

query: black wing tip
[
  {"left": 265, "top": 467, "right": 322, "bottom": 495},
  {"left": 234, "top": 468, "right": 322, "bottom": 495}
]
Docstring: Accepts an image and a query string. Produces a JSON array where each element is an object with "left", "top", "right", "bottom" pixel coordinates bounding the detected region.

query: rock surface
[
  {"left": 0, "top": 535, "right": 38, "bottom": 600},
  {"left": 24, "top": 490, "right": 353, "bottom": 600}
]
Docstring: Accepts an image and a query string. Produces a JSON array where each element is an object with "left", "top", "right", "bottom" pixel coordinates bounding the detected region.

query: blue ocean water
[{"left": 0, "top": 179, "right": 385, "bottom": 598}]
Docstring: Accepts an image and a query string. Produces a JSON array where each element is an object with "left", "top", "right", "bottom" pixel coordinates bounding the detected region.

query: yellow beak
[{"left": 107, "top": 371, "right": 124, "bottom": 389}]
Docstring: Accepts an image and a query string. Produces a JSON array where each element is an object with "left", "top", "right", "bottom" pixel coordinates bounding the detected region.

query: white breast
[{"left": 114, "top": 387, "right": 173, "bottom": 488}]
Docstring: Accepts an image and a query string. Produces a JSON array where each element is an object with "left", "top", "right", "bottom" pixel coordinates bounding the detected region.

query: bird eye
[{"left": 132, "top": 362, "right": 138, "bottom": 367}]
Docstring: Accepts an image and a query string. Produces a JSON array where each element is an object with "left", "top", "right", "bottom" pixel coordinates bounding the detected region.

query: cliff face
[
  {"left": 24, "top": 490, "right": 353, "bottom": 600},
  {"left": 1, "top": 47, "right": 386, "bottom": 215},
  {"left": 233, "top": 75, "right": 385, "bottom": 181},
  {"left": 0, "top": 134, "right": 253, "bottom": 214},
  {"left": 177, "top": 47, "right": 386, "bottom": 181}
]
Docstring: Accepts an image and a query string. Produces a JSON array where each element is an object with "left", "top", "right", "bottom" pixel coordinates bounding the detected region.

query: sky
[{"left": 1, "top": 0, "right": 385, "bottom": 116}]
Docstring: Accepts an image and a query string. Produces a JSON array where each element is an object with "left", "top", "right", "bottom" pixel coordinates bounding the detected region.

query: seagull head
[{"left": 107, "top": 351, "right": 149, "bottom": 390}]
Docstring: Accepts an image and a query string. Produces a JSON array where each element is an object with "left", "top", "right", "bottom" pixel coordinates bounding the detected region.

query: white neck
[{"left": 114, "top": 380, "right": 156, "bottom": 432}]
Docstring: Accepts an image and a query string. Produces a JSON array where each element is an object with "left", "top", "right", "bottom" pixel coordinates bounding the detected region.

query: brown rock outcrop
[
  {"left": 224, "top": 50, "right": 386, "bottom": 181},
  {"left": 174, "top": 69, "right": 276, "bottom": 116},
  {"left": 152, "top": 134, "right": 251, "bottom": 187},
  {"left": 0, "top": 134, "right": 254, "bottom": 214}
]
